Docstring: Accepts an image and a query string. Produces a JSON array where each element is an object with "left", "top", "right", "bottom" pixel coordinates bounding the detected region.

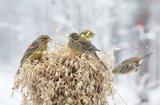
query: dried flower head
[{"left": 13, "top": 45, "right": 115, "bottom": 105}]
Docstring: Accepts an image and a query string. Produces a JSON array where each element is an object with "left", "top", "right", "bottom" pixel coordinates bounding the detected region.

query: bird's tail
[
  {"left": 94, "top": 52, "right": 108, "bottom": 70},
  {"left": 16, "top": 63, "right": 22, "bottom": 75},
  {"left": 16, "top": 68, "right": 20, "bottom": 75},
  {"left": 100, "top": 61, "right": 108, "bottom": 70},
  {"left": 94, "top": 52, "right": 100, "bottom": 60},
  {"left": 142, "top": 52, "right": 153, "bottom": 59}
]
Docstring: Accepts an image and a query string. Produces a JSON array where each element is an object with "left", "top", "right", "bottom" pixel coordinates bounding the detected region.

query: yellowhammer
[
  {"left": 80, "top": 30, "right": 95, "bottom": 41},
  {"left": 68, "top": 33, "right": 108, "bottom": 70},
  {"left": 68, "top": 33, "right": 99, "bottom": 54},
  {"left": 112, "top": 52, "right": 153, "bottom": 74},
  {"left": 16, "top": 35, "right": 51, "bottom": 74}
]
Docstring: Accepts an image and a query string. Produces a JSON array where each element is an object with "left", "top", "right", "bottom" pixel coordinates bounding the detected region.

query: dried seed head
[{"left": 13, "top": 45, "right": 114, "bottom": 105}]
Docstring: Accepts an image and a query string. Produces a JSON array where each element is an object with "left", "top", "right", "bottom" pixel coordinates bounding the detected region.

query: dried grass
[{"left": 13, "top": 45, "right": 115, "bottom": 105}]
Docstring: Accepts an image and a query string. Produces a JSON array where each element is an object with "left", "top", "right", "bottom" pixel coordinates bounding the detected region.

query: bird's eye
[
  {"left": 72, "top": 35, "right": 79, "bottom": 40},
  {"left": 44, "top": 37, "right": 48, "bottom": 40}
]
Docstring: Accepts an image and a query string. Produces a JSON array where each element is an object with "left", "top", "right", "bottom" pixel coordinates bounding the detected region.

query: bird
[
  {"left": 68, "top": 33, "right": 108, "bottom": 70},
  {"left": 112, "top": 52, "right": 153, "bottom": 74},
  {"left": 68, "top": 33, "right": 99, "bottom": 54},
  {"left": 80, "top": 30, "right": 95, "bottom": 41},
  {"left": 16, "top": 35, "right": 51, "bottom": 74},
  {"left": 79, "top": 30, "right": 108, "bottom": 69},
  {"left": 80, "top": 30, "right": 99, "bottom": 59}
]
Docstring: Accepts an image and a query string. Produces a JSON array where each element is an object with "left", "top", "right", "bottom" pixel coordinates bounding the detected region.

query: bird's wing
[
  {"left": 121, "top": 59, "right": 130, "bottom": 64},
  {"left": 121, "top": 57, "right": 139, "bottom": 65},
  {"left": 79, "top": 39, "right": 100, "bottom": 52},
  {"left": 121, "top": 52, "right": 153, "bottom": 64},
  {"left": 21, "top": 40, "right": 39, "bottom": 63}
]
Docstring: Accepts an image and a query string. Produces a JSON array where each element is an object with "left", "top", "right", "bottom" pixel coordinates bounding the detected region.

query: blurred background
[{"left": 0, "top": 0, "right": 160, "bottom": 105}]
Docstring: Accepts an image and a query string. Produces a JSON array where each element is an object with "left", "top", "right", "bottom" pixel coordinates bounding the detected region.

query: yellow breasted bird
[
  {"left": 80, "top": 30, "right": 108, "bottom": 70},
  {"left": 80, "top": 30, "right": 95, "bottom": 41},
  {"left": 16, "top": 35, "right": 51, "bottom": 74},
  {"left": 68, "top": 33, "right": 108, "bottom": 70},
  {"left": 112, "top": 52, "right": 153, "bottom": 74}
]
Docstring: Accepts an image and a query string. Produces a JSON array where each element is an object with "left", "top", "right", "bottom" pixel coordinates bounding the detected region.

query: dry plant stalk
[{"left": 13, "top": 45, "right": 115, "bottom": 105}]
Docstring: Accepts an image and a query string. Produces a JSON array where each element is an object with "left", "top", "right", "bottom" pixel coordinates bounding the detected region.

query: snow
[
  {"left": 0, "top": 70, "right": 21, "bottom": 105},
  {"left": 149, "top": 87, "right": 160, "bottom": 105}
]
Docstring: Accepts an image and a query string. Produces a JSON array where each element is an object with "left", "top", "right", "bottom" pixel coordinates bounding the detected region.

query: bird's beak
[
  {"left": 86, "top": 32, "right": 90, "bottom": 36},
  {"left": 68, "top": 35, "right": 71, "bottom": 39},
  {"left": 92, "top": 33, "right": 95, "bottom": 37},
  {"left": 48, "top": 37, "right": 51, "bottom": 41}
]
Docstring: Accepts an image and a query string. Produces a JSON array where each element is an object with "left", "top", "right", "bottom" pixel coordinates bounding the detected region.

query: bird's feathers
[
  {"left": 21, "top": 40, "right": 39, "bottom": 63},
  {"left": 113, "top": 52, "right": 153, "bottom": 74}
]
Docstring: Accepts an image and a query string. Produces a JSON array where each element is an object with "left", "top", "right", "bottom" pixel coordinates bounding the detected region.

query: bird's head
[
  {"left": 38, "top": 35, "right": 51, "bottom": 43},
  {"left": 68, "top": 33, "right": 80, "bottom": 41},
  {"left": 80, "top": 30, "right": 95, "bottom": 41}
]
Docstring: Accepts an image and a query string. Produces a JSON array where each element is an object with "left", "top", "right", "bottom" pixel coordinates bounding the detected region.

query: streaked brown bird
[
  {"left": 68, "top": 33, "right": 99, "bottom": 54},
  {"left": 112, "top": 52, "right": 153, "bottom": 74},
  {"left": 68, "top": 33, "right": 108, "bottom": 70},
  {"left": 16, "top": 35, "right": 51, "bottom": 74}
]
